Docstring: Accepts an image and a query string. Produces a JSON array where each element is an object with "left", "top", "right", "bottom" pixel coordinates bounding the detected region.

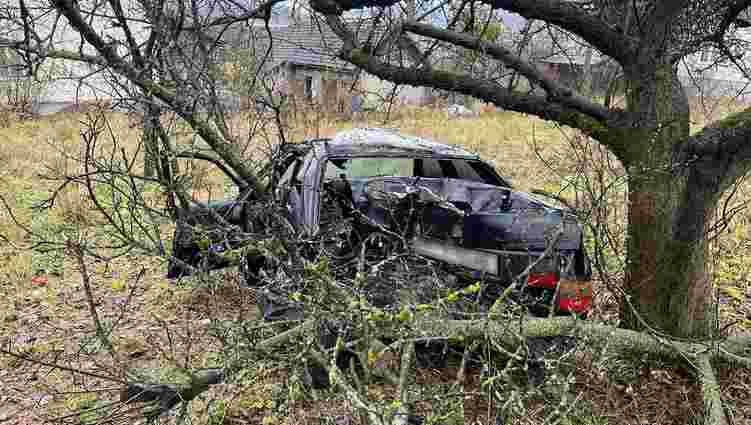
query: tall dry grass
[{"left": 0, "top": 102, "right": 750, "bottom": 327}]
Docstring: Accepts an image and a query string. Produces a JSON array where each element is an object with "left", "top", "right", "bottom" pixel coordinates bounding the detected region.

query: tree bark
[
  {"left": 696, "top": 355, "right": 729, "bottom": 425},
  {"left": 618, "top": 62, "right": 720, "bottom": 338},
  {"left": 142, "top": 103, "right": 161, "bottom": 179}
]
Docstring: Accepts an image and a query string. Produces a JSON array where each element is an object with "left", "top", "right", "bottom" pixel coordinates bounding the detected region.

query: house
[
  {"left": 230, "top": 16, "right": 434, "bottom": 114},
  {"left": 489, "top": 17, "right": 613, "bottom": 95},
  {"left": 235, "top": 20, "right": 362, "bottom": 113},
  {"left": 678, "top": 45, "right": 751, "bottom": 100}
]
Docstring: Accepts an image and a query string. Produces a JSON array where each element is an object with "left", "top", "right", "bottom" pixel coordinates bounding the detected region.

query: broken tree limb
[
  {"left": 174, "top": 150, "right": 247, "bottom": 190},
  {"left": 696, "top": 355, "right": 728, "bottom": 425},
  {"left": 122, "top": 320, "right": 315, "bottom": 413},
  {"left": 406, "top": 317, "right": 747, "bottom": 425},
  {"left": 311, "top": 347, "right": 387, "bottom": 425},
  {"left": 718, "top": 334, "right": 751, "bottom": 367},
  {"left": 121, "top": 314, "right": 750, "bottom": 424},
  {"left": 121, "top": 369, "right": 226, "bottom": 415},
  {"left": 411, "top": 317, "right": 751, "bottom": 366}
]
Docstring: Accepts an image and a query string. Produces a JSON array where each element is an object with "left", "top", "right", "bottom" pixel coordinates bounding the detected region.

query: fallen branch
[
  {"left": 120, "top": 316, "right": 751, "bottom": 424},
  {"left": 414, "top": 317, "right": 751, "bottom": 366},
  {"left": 696, "top": 355, "right": 728, "bottom": 425},
  {"left": 68, "top": 240, "right": 115, "bottom": 356},
  {"left": 122, "top": 320, "right": 314, "bottom": 413}
]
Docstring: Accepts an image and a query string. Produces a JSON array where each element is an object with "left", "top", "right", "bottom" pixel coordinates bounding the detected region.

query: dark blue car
[{"left": 169, "top": 128, "right": 592, "bottom": 316}]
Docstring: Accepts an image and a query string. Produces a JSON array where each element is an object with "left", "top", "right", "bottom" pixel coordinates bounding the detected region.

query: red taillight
[
  {"left": 527, "top": 272, "right": 558, "bottom": 289},
  {"left": 528, "top": 273, "right": 593, "bottom": 314},
  {"left": 557, "top": 279, "right": 593, "bottom": 313}
]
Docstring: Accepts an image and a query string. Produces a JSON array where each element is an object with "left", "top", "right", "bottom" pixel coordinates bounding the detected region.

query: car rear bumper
[{"left": 412, "top": 237, "right": 592, "bottom": 315}]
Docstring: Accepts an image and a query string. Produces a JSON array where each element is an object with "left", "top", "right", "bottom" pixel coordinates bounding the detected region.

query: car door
[{"left": 275, "top": 157, "right": 304, "bottom": 228}]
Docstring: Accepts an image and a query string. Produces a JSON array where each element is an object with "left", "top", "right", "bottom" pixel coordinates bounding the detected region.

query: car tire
[
  {"left": 167, "top": 221, "right": 200, "bottom": 279},
  {"left": 239, "top": 252, "right": 267, "bottom": 287}
]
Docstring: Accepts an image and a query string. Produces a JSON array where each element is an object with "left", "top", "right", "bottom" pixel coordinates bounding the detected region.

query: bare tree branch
[
  {"left": 473, "top": 0, "right": 638, "bottom": 63},
  {"left": 322, "top": 13, "right": 626, "bottom": 151},
  {"left": 44, "top": 0, "right": 276, "bottom": 193},
  {"left": 696, "top": 355, "right": 729, "bottom": 425},
  {"left": 313, "top": 0, "right": 638, "bottom": 63},
  {"left": 682, "top": 106, "right": 751, "bottom": 185},
  {"left": 107, "top": 0, "right": 144, "bottom": 68},
  {"left": 402, "top": 21, "right": 614, "bottom": 121},
  {"left": 188, "top": 0, "right": 285, "bottom": 29},
  {"left": 118, "top": 315, "right": 751, "bottom": 420},
  {"left": 719, "top": 0, "right": 751, "bottom": 34}
]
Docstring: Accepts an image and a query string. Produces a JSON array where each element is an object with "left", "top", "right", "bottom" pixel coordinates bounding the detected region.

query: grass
[{"left": 0, "top": 104, "right": 750, "bottom": 424}]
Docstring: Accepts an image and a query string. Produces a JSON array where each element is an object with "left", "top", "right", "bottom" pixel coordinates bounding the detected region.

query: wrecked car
[{"left": 168, "top": 128, "right": 593, "bottom": 317}]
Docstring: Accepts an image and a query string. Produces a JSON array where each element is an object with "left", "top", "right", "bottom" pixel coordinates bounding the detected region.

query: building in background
[
  {"left": 235, "top": 15, "right": 433, "bottom": 113},
  {"left": 497, "top": 9, "right": 751, "bottom": 101}
]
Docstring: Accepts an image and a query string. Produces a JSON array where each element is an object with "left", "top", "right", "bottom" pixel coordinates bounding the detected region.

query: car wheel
[
  {"left": 167, "top": 221, "right": 200, "bottom": 279},
  {"left": 239, "top": 251, "right": 267, "bottom": 287}
]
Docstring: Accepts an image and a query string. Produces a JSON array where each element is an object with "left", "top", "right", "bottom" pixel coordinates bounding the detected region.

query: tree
[
  {"left": 305, "top": 0, "right": 751, "bottom": 339},
  {"left": 1, "top": 0, "right": 289, "bottom": 193}
]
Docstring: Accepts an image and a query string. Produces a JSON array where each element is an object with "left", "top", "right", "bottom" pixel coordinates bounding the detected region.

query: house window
[{"left": 304, "top": 76, "right": 313, "bottom": 101}]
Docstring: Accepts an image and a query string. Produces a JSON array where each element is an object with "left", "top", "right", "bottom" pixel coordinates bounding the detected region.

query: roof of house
[
  {"left": 264, "top": 21, "right": 351, "bottom": 70},
  {"left": 244, "top": 17, "right": 389, "bottom": 72}
]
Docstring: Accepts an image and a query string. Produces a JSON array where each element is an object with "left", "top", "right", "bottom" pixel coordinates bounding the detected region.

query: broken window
[
  {"left": 276, "top": 159, "right": 303, "bottom": 225},
  {"left": 452, "top": 159, "right": 485, "bottom": 182},
  {"left": 325, "top": 157, "right": 414, "bottom": 180},
  {"left": 324, "top": 157, "right": 505, "bottom": 186},
  {"left": 417, "top": 158, "right": 443, "bottom": 178}
]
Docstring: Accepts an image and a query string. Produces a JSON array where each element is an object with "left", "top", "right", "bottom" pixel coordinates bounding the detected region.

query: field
[{"left": 1, "top": 105, "right": 750, "bottom": 424}]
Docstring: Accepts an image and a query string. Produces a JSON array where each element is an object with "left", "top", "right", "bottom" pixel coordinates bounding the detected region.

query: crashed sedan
[{"left": 168, "top": 128, "right": 593, "bottom": 317}]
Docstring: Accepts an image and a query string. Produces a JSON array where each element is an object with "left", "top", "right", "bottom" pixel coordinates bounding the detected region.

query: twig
[
  {"left": 696, "top": 355, "right": 728, "bottom": 425},
  {"left": 68, "top": 240, "right": 115, "bottom": 356},
  {"left": 0, "top": 348, "right": 126, "bottom": 383}
]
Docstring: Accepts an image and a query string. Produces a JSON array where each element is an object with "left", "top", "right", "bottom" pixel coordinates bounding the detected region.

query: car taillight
[
  {"left": 527, "top": 272, "right": 558, "bottom": 289},
  {"left": 556, "top": 279, "right": 593, "bottom": 313},
  {"left": 528, "top": 273, "right": 593, "bottom": 314}
]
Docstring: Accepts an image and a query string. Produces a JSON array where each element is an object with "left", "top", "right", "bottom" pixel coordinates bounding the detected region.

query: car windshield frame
[{"left": 322, "top": 154, "right": 509, "bottom": 188}]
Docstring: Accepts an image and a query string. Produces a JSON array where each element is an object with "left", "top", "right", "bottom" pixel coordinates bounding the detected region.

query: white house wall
[
  {"left": 362, "top": 73, "right": 430, "bottom": 107},
  {"left": 679, "top": 49, "right": 751, "bottom": 100}
]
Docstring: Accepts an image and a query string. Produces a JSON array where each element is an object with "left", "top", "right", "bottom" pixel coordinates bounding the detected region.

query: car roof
[{"left": 313, "top": 128, "right": 480, "bottom": 159}]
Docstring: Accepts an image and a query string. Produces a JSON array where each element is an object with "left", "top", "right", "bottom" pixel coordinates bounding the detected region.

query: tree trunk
[
  {"left": 142, "top": 103, "right": 161, "bottom": 179},
  {"left": 622, "top": 173, "right": 717, "bottom": 337},
  {"left": 620, "top": 65, "right": 718, "bottom": 338}
]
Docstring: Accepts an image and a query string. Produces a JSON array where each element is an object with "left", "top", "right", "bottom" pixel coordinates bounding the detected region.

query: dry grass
[{"left": 1, "top": 104, "right": 750, "bottom": 424}]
